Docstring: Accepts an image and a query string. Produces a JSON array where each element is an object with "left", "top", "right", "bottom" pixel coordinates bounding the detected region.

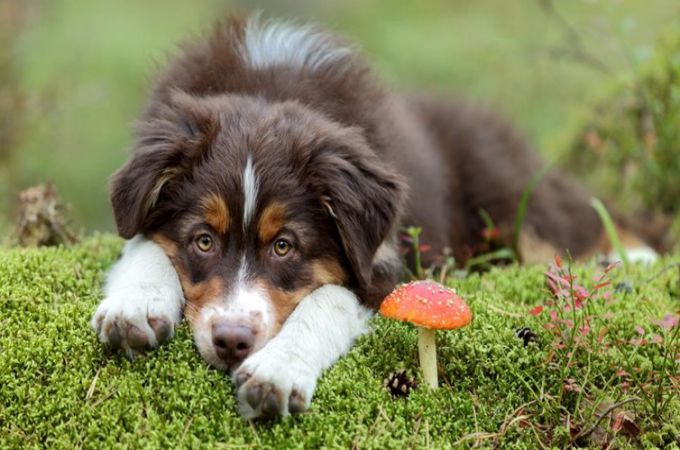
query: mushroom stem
[{"left": 417, "top": 327, "right": 438, "bottom": 388}]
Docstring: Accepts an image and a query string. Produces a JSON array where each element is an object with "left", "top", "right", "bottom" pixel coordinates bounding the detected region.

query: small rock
[{"left": 614, "top": 281, "right": 633, "bottom": 294}]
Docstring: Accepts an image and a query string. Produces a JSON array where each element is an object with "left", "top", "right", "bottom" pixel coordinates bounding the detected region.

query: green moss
[{"left": 1, "top": 236, "right": 678, "bottom": 449}]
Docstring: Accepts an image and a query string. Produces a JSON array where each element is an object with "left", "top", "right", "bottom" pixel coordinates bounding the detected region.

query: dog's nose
[{"left": 212, "top": 323, "right": 254, "bottom": 363}]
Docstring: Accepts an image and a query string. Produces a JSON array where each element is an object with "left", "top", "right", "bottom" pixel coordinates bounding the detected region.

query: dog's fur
[{"left": 91, "top": 15, "right": 658, "bottom": 418}]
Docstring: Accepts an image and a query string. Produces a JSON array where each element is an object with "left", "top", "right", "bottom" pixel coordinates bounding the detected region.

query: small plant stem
[
  {"left": 478, "top": 209, "right": 495, "bottom": 229},
  {"left": 412, "top": 230, "right": 423, "bottom": 279},
  {"left": 418, "top": 327, "right": 438, "bottom": 389},
  {"left": 439, "top": 264, "right": 448, "bottom": 284},
  {"left": 643, "top": 262, "right": 680, "bottom": 284},
  {"left": 567, "top": 264, "right": 579, "bottom": 348},
  {"left": 590, "top": 197, "right": 629, "bottom": 268},
  {"left": 657, "top": 324, "right": 679, "bottom": 415},
  {"left": 620, "top": 348, "right": 657, "bottom": 413},
  {"left": 574, "top": 353, "right": 592, "bottom": 417},
  {"left": 558, "top": 256, "right": 581, "bottom": 405}
]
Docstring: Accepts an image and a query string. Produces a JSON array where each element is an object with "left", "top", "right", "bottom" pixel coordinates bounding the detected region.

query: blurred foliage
[
  {"left": 0, "top": 2, "right": 24, "bottom": 162},
  {"left": 567, "top": 31, "right": 680, "bottom": 213},
  {"left": 0, "top": 0, "right": 679, "bottom": 232},
  {"left": 566, "top": 30, "right": 680, "bottom": 240}
]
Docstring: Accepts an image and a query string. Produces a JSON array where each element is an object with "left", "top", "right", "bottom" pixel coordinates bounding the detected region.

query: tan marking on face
[
  {"left": 151, "top": 233, "right": 179, "bottom": 259},
  {"left": 266, "top": 285, "right": 313, "bottom": 333},
  {"left": 202, "top": 194, "right": 230, "bottom": 234},
  {"left": 257, "top": 202, "right": 286, "bottom": 243},
  {"left": 265, "top": 258, "right": 347, "bottom": 333},
  {"left": 181, "top": 274, "right": 224, "bottom": 327},
  {"left": 151, "top": 233, "right": 224, "bottom": 327},
  {"left": 311, "top": 259, "right": 347, "bottom": 285}
]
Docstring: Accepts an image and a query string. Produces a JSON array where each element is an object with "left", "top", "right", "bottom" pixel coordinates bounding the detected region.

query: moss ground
[{"left": 0, "top": 236, "right": 678, "bottom": 449}]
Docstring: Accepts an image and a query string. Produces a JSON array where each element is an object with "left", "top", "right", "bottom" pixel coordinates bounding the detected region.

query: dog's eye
[
  {"left": 195, "top": 233, "right": 214, "bottom": 252},
  {"left": 273, "top": 239, "right": 291, "bottom": 257}
]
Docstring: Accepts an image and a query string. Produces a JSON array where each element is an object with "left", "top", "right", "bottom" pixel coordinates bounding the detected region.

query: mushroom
[{"left": 379, "top": 280, "right": 472, "bottom": 389}]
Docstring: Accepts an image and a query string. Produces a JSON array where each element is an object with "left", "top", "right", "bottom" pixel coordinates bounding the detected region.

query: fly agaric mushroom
[{"left": 380, "top": 280, "right": 472, "bottom": 389}]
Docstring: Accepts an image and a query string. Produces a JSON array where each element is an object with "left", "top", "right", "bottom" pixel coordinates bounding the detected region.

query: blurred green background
[{"left": 1, "top": 0, "right": 679, "bottom": 233}]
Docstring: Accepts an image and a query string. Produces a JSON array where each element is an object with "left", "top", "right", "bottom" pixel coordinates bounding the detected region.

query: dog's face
[{"left": 110, "top": 92, "right": 403, "bottom": 371}]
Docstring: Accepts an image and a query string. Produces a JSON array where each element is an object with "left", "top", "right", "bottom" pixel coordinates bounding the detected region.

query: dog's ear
[
  {"left": 307, "top": 128, "right": 406, "bottom": 289},
  {"left": 110, "top": 91, "right": 217, "bottom": 238}
]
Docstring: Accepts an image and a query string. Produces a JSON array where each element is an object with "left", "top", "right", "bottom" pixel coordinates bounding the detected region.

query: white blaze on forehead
[
  {"left": 191, "top": 257, "right": 274, "bottom": 372},
  {"left": 229, "top": 257, "right": 272, "bottom": 334},
  {"left": 240, "top": 15, "right": 353, "bottom": 71},
  {"left": 242, "top": 157, "right": 258, "bottom": 229}
]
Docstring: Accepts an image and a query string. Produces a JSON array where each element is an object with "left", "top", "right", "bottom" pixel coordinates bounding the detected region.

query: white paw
[
  {"left": 625, "top": 246, "right": 659, "bottom": 265},
  {"left": 608, "top": 246, "right": 659, "bottom": 266},
  {"left": 91, "top": 285, "right": 182, "bottom": 356},
  {"left": 232, "top": 347, "right": 318, "bottom": 419}
]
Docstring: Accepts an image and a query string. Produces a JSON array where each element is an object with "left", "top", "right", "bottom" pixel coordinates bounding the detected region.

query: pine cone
[{"left": 384, "top": 370, "right": 417, "bottom": 398}]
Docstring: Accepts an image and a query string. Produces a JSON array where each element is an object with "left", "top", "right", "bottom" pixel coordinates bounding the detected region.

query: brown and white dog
[{"left": 91, "top": 15, "right": 659, "bottom": 418}]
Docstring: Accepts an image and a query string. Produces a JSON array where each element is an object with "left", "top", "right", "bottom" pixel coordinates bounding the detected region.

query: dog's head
[{"left": 110, "top": 92, "right": 404, "bottom": 370}]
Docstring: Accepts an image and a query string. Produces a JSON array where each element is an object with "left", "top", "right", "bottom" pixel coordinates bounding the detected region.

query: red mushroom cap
[{"left": 379, "top": 280, "right": 472, "bottom": 330}]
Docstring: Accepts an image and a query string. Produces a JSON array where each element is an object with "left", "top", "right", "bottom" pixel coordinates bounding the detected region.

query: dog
[{"left": 91, "top": 15, "right": 659, "bottom": 419}]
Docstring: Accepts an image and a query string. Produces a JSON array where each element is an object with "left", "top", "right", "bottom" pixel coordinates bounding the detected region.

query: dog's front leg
[
  {"left": 91, "top": 235, "right": 185, "bottom": 357},
  {"left": 233, "top": 285, "right": 372, "bottom": 418}
]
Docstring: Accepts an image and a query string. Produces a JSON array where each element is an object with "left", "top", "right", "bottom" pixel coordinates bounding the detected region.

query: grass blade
[{"left": 590, "top": 197, "right": 629, "bottom": 267}]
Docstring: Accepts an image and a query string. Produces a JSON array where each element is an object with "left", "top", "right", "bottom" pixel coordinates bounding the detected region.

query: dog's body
[{"left": 91, "top": 16, "right": 657, "bottom": 418}]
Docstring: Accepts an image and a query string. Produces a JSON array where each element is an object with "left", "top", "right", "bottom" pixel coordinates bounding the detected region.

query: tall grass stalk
[{"left": 590, "top": 197, "right": 629, "bottom": 268}]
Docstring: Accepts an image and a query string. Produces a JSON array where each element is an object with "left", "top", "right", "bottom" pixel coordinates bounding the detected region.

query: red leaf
[
  {"left": 597, "top": 327, "right": 608, "bottom": 343},
  {"left": 593, "top": 280, "right": 611, "bottom": 290},
  {"left": 612, "top": 412, "right": 641, "bottom": 438},
  {"left": 574, "top": 285, "right": 589, "bottom": 300},
  {"left": 655, "top": 313, "right": 679, "bottom": 331},
  {"left": 561, "top": 274, "right": 576, "bottom": 283},
  {"left": 529, "top": 305, "right": 544, "bottom": 316},
  {"left": 629, "top": 338, "right": 646, "bottom": 346},
  {"left": 604, "top": 261, "right": 620, "bottom": 274},
  {"left": 555, "top": 254, "right": 563, "bottom": 268},
  {"left": 482, "top": 227, "right": 501, "bottom": 240}
]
